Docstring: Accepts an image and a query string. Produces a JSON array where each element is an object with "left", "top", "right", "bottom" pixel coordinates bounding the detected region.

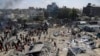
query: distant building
[
  {"left": 47, "top": 2, "right": 59, "bottom": 17},
  {"left": 83, "top": 3, "right": 100, "bottom": 17},
  {"left": 0, "top": 7, "right": 44, "bottom": 20}
]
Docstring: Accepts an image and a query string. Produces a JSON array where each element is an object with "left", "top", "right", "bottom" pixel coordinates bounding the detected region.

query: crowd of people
[{"left": 0, "top": 22, "right": 49, "bottom": 54}]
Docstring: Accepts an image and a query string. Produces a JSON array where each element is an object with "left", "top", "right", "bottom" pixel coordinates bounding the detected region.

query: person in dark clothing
[
  {"left": 25, "top": 37, "right": 28, "bottom": 43},
  {"left": 0, "top": 36, "right": 4, "bottom": 43},
  {"left": 16, "top": 34, "right": 18, "bottom": 40},
  {"left": 15, "top": 44, "right": 18, "bottom": 50},
  {"left": 0, "top": 40, "right": 3, "bottom": 51},
  {"left": 54, "top": 42, "right": 57, "bottom": 47},
  {"left": 5, "top": 44, "right": 8, "bottom": 52},
  {"left": 43, "top": 23, "right": 48, "bottom": 34},
  {"left": 12, "top": 41, "right": 15, "bottom": 48},
  {"left": 17, "top": 39, "right": 21, "bottom": 45},
  {"left": 4, "top": 30, "right": 8, "bottom": 37}
]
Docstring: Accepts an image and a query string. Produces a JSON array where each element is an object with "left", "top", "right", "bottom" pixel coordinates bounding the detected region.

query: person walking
[
  {"left": 0, "top": 40, "right": 3, "bottom": 52},
  {"left": 5, "top": 44, "right": 8, "bottom": 54},
  {"left": 54, "top": 42, "right": 57, "bottom": 47}
]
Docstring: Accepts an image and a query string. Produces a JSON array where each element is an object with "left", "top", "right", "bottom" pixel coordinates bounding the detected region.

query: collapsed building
[{"left": 67, "top": 35, "right": 100, "bottom": 56}]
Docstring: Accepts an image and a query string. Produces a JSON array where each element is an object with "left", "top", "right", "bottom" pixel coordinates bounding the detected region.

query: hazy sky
[{"left": 1, "top": 0, "right": 100, "bottom": 9}]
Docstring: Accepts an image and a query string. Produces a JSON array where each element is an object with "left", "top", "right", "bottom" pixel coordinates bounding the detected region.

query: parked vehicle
[{"left": 96, "top": 33, "right": 100, "bottom": 39}]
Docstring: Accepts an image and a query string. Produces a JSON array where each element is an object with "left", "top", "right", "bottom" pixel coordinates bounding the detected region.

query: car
[
  {"left": 83, "top": 26, "right": 95, "bottom": 32},
  {"left": 96, "top": 33, "right": 100, "bottom": 39}
]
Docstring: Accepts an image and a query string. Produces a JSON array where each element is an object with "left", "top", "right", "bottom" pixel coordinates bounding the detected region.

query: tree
[
  {"left": 44, "top": 10, "right": 49, "bottom": 19},
  {"left": 57, "top": 6, "right": 71, "bottom": 19},
  {"left": 32, "top": 15, "right": 44, "bottom": 21},
  {"left": 69, "top": 8, "right": 78, "bottom": 21}
]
